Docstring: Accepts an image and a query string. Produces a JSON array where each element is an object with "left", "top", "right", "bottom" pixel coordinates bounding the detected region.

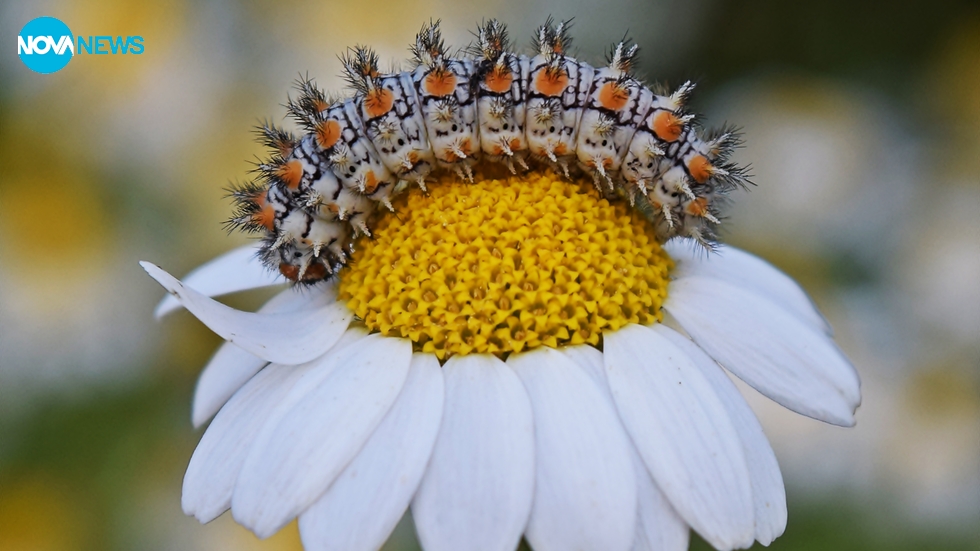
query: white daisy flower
[{"left": 144, "top": 170, "right": 860, "bottom": 551}]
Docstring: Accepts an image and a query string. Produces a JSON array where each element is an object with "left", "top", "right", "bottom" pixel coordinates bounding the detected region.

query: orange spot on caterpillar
[
  {"left": 311, "top": 98, "right": 329, "bottom": 113},
  {"left": 553, "top": 142, "right": 568, "bottom": 156},
  {"left": 277, "top": 159, "right": 304, "bottom": 190},
  {"left": 535, "top": 68, "right": 569, "bottom": 97},
  {"left": 315, "top": 119, "right": 342, "bottom": 150},
  {"left": 687, "top": 155, "right": 712, "bottom": 183},
  {"left": 598, "top": 82, "right": 629, "bottom": 111},
  {"left": 253, "top": 203, "right": 275, "bottom": 232},
  {"left": 686, "top": 197, "right": 710, "bottom": 217},
  {"left": 363, "top": 170, "right": 380, "bottom": 194},
  {"left": 493, "top": 144, "right": 504, "bottom": 156},
  {"left": 424, "top": 70, "right": 457, "bottom": 97},
  {"left": 652, "top": 111, "right": 683, "bottom": 142},
  {"left": 484, "top": 67, "right": 513, "bottom": 93},
  {"left": 408, "top": 151, "right": 420, "bottom": 165},
  {"left": 510, "top": 138, "right": 522, "bottom": 151},
  {"left": 364, "top": 88, "right": 394, "bottom": 119}
]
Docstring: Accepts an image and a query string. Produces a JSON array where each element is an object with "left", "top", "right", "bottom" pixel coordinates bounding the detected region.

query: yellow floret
[{"left": 338, "top": 168, "right": 673, "bottom": 359}]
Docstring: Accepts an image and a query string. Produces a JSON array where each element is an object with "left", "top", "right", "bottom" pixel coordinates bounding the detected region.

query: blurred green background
[{"left": 1, "top": 0, "right": 978, "bottom": 550}]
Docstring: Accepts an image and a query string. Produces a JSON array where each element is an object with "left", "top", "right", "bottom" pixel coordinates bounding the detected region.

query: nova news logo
[{"left": 17, "top": 16, "right": 144, "bottom": 74}]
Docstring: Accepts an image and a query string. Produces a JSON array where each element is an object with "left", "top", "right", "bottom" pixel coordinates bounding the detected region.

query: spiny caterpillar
[{"left": 227, "top": 18, "right": 749, "bottom": 283}]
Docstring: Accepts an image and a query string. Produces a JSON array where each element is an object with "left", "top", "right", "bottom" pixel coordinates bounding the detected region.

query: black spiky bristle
[
  {"left": 607, "top": 39, "right": 639, "bottom": 74},
  {"left": 286, "top": 75, "right": 330, "bottom": 128},
  {"left": 254, "top": 121, "right": 296, "bottom": 157},
  {"left": 340, "top": 46, "right": 381, "bottom": 94},
  {"left": 411, "top": 19, "right": 447, "bottom": 67}
]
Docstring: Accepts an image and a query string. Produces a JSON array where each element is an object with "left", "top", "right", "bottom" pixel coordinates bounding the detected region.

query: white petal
[
  {"left": 665, "top": 276, "right": 861, "bottom": 426},
  {"left": 182, "top": 363, "right": 302, "bottom": 523},
  {"left": 181, "top": 328, "right": 369, "bottom": 523},
  {"left": 509, "top": 348, "right": 637, "bottom": 551},
  {"left": 412, "top": 354, "right": 534, "bottom": 551},
  {"left": 192, "top": 286, "right": 338, "bottom": 427},
  {"left": 154, "top": 244, "right": 286, "bottom": 318},
  {"left": 298, "top": 353, "right": 444, "bottom": 551},
  {"left": 560, "top": 343, "right": 607, "bottom": 387},
  {"left": 665, "top": 239, "right": 832, "bottom": 334},
  {"left": 232, "top": 334, "right": 413, "bottom": 538},
  {"left": 560, "top": 346, "right": 689, "bottom": 551},
  {"left": 655, "top": 325, "right": 787, "bottom": 546},
  {"left": 193, "top": 345, "right": 268, "bottom": 429},
  {"left": 604, "top": 324, "right": 755, "bottom": 551},
  {"left": 631, "top": 455, "right": 690, "bottom": 551},
  {"left": 141, "top": 262, "right": 350, "bottom": 365}
]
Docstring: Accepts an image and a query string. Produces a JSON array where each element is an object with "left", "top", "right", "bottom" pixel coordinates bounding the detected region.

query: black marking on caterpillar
[{"left": 224, "top": 18, "right": 751, "bottom": 283}]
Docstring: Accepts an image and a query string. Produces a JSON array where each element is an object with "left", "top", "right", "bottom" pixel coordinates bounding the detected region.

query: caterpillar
[{"left": 227, "top": 18, "right": 749, "bottom": 283}]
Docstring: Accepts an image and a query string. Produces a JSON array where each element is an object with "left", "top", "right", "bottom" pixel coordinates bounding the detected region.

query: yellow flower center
[{"left": 338, "top": 167, "right": 673, "bottom": 359}]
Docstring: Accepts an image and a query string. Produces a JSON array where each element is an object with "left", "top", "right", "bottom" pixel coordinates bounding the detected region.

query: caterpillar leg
[
  {"left": 596, "top": 160, "right": 615, "bottom": 191},
  {"left": 659, "top": 202, "right": 674, "bottom": 228},
  {"left": 543, "top": 144, "right": 558, "bottom": 163},
  {"left": 453, "top": 163, "right": 474, "bottom": 182},
  {"left": 351, "top": 215, "right": 372, "bottom": 237},
  {"left": 449, "top": 139, "right": 469, "bottom": 160},
  {"left": 558, "top": 159, "right": 570, "bottom": 179}
]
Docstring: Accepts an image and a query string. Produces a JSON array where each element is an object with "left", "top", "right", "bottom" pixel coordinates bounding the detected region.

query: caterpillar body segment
[
  {"left": 525, "top": 55, "right": 594, "bottom": 177},
  {"left": 304, "top": 161, "right": 375, "bottom": 236},
  {"left": 472, "top": 19, "right": 530, "bottom": 173},
  {"left": 267, "top": 132, "right": 369, "bottom": 235},
  {"left": 622, "top": 82, "right": 696, "bottom": 202},
  {"left": 345, "top": 47, "right": 437, "bottom": 190},
  {"left": 269, "top": 134, "right": 329, "bottom": 201},
  {"left": 314, "top": 99, "right": 398, "bottom": 210},
  {"left": 575, "top": 47, "right": 654, "bottom": 191},
  {"left": 411, "top": 21, "right": 481, "bottom": 180},
  {"left": 233, "top": 18, "right": 749, "bottom": 283},
  {"left": 233, "top": 126, "right": 359, "bottom": 281},
  {"left": 263, "top": 133, "right": 356, "bottom": 274},
  {"left": 476, "top": 54, "right": 530, "bottom": 172},
  {"left": 413, "top": 57, "right": 480, "bottom": 178},
  {"left": 524, "top": 19, "right": 595, "bottom": 177}
]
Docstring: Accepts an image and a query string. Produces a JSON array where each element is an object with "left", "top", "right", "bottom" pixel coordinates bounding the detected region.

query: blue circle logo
[{"left": 18, "top": 17, "right": 74, "bottom": 74}]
